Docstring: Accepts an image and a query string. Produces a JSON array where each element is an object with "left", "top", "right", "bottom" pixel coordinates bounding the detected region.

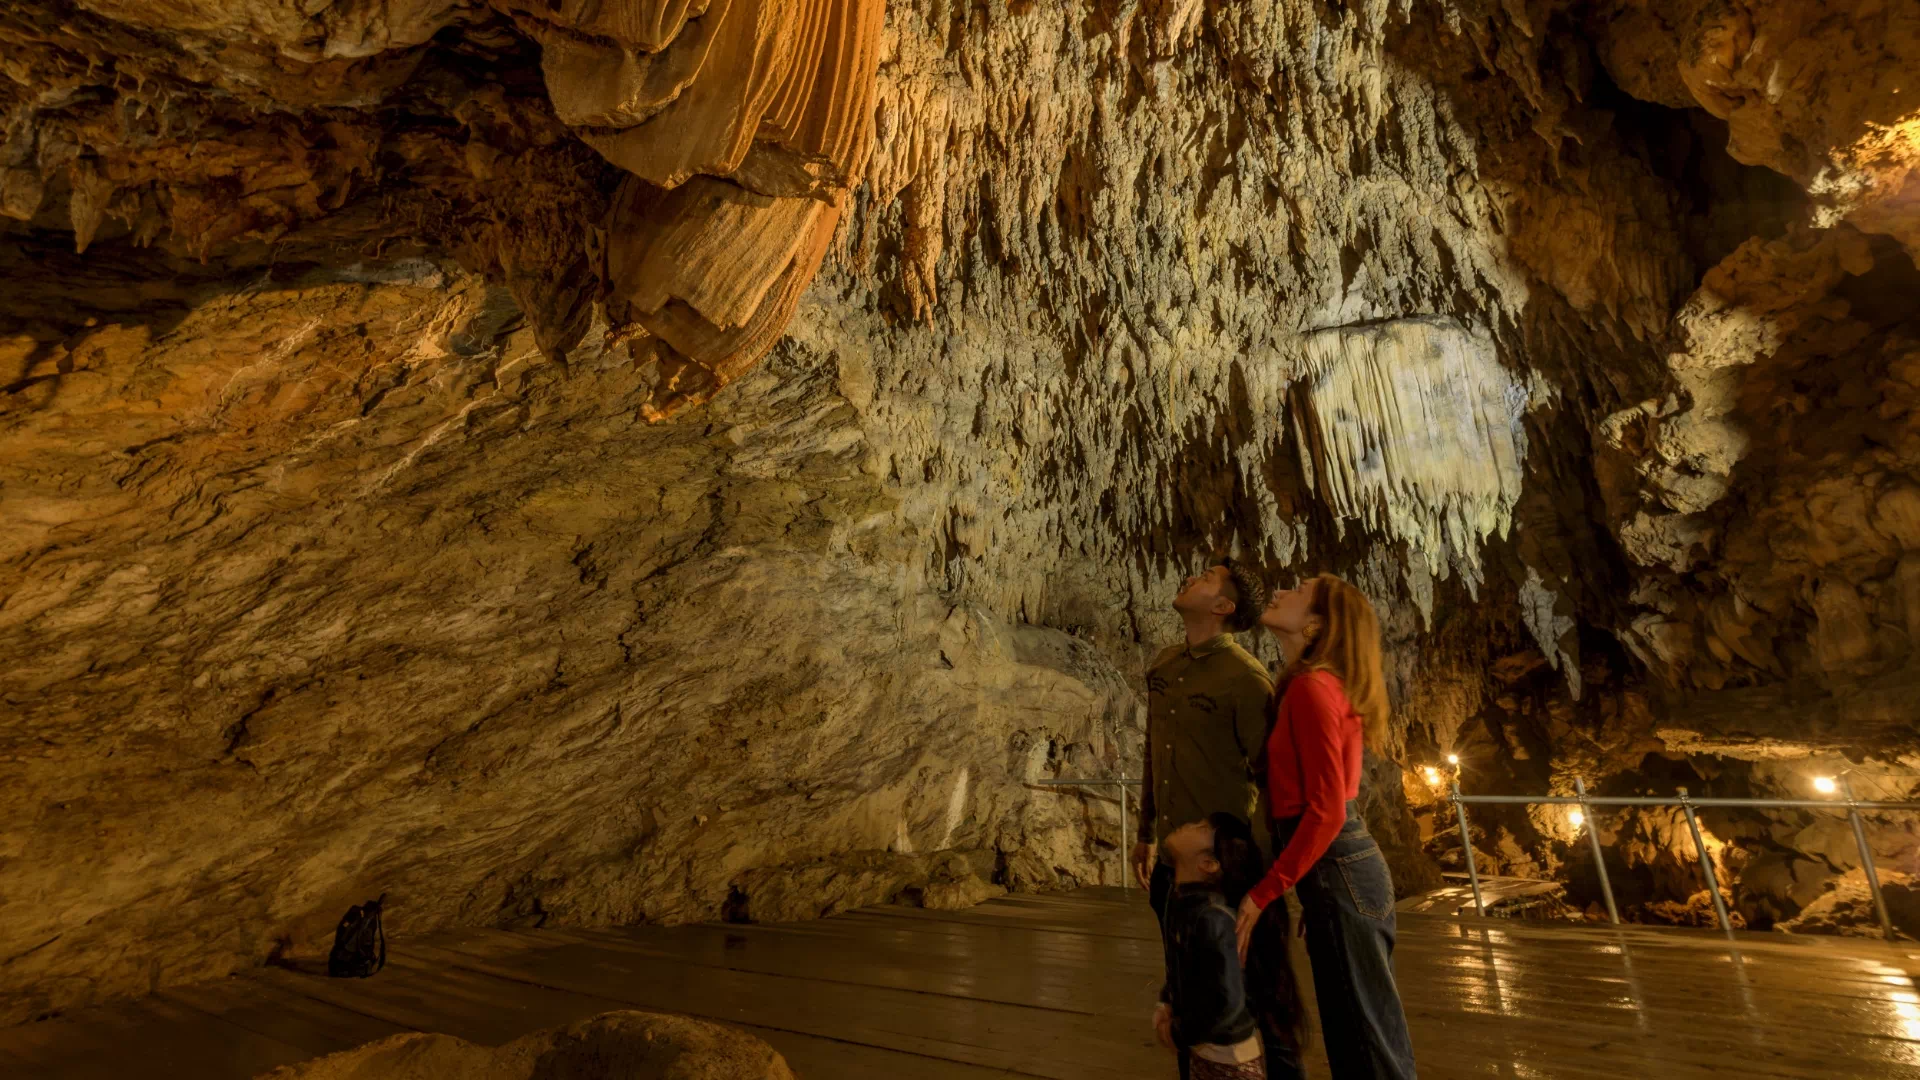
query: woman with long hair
[{"left": 1232, "top": 574, "right": 1417, "bottom": 1079}]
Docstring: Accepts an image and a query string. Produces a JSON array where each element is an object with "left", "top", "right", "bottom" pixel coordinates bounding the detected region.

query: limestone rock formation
[
  {"left": 565, "top": 0, "right": 888, "bottom": 418},
  {"left": 1592, "top": 0, "right": 1920, "bottom": 254},
  {"left": 257, "top": 1010, "right": 793, "bottom": 1080},
  {"left": 1775, "top": 869, "right": 1920, "bottom": 940},
  {"left": 0, "top": 0, "right": 885, "bottom": 418},
  {"left": 0, "top": 237, "right": 1133, "bottom": 1023},
  {"left": 728, "top": 849, "right": 1005, "bottom": 923},
  {"left": 4, "top": 0, "right": 1920, "bottom": 1029},
  {"left": 1294, "top": 318, "right": 1541, "bottom": 577}
]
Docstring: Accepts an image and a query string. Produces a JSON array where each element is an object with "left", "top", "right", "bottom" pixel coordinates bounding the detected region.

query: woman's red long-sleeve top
[{"left": 1246, "top": 669, "right": 1362, "bottom": 911}]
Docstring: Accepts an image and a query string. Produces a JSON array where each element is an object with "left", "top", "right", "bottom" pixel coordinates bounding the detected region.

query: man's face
[{"left": 1173, "top": 565, "right": 1234, "bottom": 617}]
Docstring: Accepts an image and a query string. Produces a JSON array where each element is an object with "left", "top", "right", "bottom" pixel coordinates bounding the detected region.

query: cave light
[
  {"left": 1422, "top": 766, "right": 1442, "bottom": 785},
  {"left": 1446, "top": 753, "right": 1461, "bottom": 766},
  {"left": 1568, "top": 809, "right": 1585, "bottom": 829},
  {"left": 1813, "top": 776, "right": 1838, "bottom": 795}
]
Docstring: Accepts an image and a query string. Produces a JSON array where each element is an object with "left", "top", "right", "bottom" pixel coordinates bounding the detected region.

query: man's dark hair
[{"left": 1215, "top": 557, "right": 1264, "bottom": 634}]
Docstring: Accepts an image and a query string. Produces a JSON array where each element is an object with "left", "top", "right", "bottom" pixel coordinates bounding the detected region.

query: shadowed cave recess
[{"left": 3, "top": 0, "right": 1918, "bottom": 1025}]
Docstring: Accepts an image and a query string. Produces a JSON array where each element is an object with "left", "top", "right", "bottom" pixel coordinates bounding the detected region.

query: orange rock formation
[{"left": 513, "top": 0, "right": 885, "bottom": 419}]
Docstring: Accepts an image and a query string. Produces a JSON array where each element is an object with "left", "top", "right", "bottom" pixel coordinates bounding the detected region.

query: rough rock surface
[
  {"left": 0, "top": 0, "right": 885, "bottom": 419},
  {"left": 1591, "top": 0, "right": 1920, "bottom": 255},
  {"left": 728, "top": 849, "right": 1007, "bottom": 922},
  {"left": 257, "top": 1010, "right": 792, "bottom": 1080},
  {"left": 0, "top": 239, "right": 1134, "bottom": 1022},
  {"left": 1775, "top": 869, "right": 1920, "bottom": 940},
  {"left": 4, "top": 0, "right": 1919, "bottom": 1025}
]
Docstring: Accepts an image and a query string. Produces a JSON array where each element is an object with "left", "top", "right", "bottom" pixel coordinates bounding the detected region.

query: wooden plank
[
  {"left": 160, "top": 975, "right": 413, "bottom": 1056},
  {"left": 622, "top": 907, "right": 1912, "bottom": 1068},
  {"left": 897, "top": 899, "right": 1918, "bottom": 1010},
  {"left": 853, "top": 900, "right": 1887, "bottom": 997},
  {"left": 754, "top": 1028, "right": 1032, "bottom": 1080},
  {"left": 537, "top": 923, "right": 1160, "bottom": 1015},
  {"left": 944, "top": 893, "right": 1918, "bottom": 993},
  {"left": 406, "top": 934, "right": 1161, "bottom": 1079},
  {"left": 416, "top": 926, "right": 1766, "bottom": 1076},
  {"left": 1392, "top": 938, "right": 1920, "bottom": 1003},
  {"left": 0, "top": 993, "right": 311, "bottom": 1080},
  {"left": 836, "top": 904, "right": 1920, "bottom": 1076},
  {"left": 256, "top": 961, "right": 1013, "bottom": 1080},
  {"left": 800, "top": 906, "right": 1905, "bottom": 1040},
  {"left": 255, "top": 957, "right": 623, "bottom": 1047},
  {"left": 1402, "top": 913, "right": 1920, "bottom": 964},
  {"left": 758, "top": 915, "right": 1165, "bottom": 971},
  {"left": 1395, "top": 998, "right": 1920, "bottom": 1078},
  {"left": 4, "top": 889, "right": 1917, "bottom": 1080},
  {"left": 1395, "top": 921, "right": 1920, "bottom": 970},
  {"left": 399, "top": 939, "right": 1566, "bottom": 1080},
  {"left": 858, "top": 904, "right": 1161, "bottom": 941}
]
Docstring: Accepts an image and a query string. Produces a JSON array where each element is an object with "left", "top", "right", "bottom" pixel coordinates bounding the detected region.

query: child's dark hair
[{"left": 1206, "top": 812, "right": 1265, "bottom": 905}]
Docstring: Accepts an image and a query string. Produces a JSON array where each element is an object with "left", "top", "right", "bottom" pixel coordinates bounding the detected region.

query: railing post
[
  {"left": 1576, "top": 777, "right": 1619, "bottom": 925},
  {"left": 1840, "top": 776, "right": 1894, "bottom": 941},
  {"left": 1450, "top": 780, "right": 1487, "bottom": 917},
  {"left": 1677, "top": 787, "right": 1734, "bottom": 938},
  {"left": 1117, "top": 779, "right": 1129, "bottom": 891}
]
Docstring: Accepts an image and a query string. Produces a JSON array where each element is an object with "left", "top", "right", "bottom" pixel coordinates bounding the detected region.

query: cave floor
[{"left": 4, "top": 888, "right": 1919, "bottom": 1079}]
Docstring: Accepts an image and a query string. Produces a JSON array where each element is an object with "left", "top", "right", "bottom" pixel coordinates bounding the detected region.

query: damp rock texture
[
  {"left": 1775, "top": 869, "right": 1920, "bottom": 941},
  {"left": 3, "top": 0, "right": 1919, "bottom": 1023}
]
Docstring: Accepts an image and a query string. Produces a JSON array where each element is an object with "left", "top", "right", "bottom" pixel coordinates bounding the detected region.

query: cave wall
[
  {"left": 1, "top": 240, "right": 1141, "bottom": 1022},
  {"left": 4, "top": 0, "right": 1919, "bottom": 1022}
]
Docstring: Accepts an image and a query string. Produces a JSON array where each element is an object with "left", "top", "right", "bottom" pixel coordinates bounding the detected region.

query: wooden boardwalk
[{"left": 4, "top": 887, "right": 1919, "bottom": 1078}]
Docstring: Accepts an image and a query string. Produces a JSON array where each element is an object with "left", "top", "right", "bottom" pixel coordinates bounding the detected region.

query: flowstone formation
[
  {"left": 3, "top": 0, "right": 1918, "bottom": 1026},
  {"left": 1, "top": 0, "right": 885, "bottom": 416}
]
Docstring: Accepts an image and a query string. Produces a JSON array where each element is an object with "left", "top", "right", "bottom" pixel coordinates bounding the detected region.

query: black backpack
[{"left": 326, "top": 894, "right": 387, "bottom": 978}]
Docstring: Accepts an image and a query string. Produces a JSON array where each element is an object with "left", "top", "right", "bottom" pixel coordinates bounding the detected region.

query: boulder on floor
[
  {"left": 1775, "top": 869, "right": 1920, "bottom": 940},
  {"left": 256, "top": 1011, "right": 793, "bottom": 1080}
]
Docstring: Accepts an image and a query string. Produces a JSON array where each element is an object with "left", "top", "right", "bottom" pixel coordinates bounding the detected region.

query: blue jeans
[
  {"left": 1151, "top": 862, "right": 1306, "bottom": 1080},
  {"left": 1274, "top": 805, "right": 1418, "bottom": 1080}
]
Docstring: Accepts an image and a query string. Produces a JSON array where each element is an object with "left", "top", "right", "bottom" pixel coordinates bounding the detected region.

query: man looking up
[{"left": 1132, "top": 558, "right": 1273, "bottom": 915}]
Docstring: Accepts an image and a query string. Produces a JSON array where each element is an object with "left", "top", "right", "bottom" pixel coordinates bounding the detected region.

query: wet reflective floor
[{"left": 4, "top": 887, "right": 1917, "bottom": 1078}]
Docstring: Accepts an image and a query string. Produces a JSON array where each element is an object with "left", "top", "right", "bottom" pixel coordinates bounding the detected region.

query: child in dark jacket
[{"left": 1153, "top": 812, "right": 1298, "bottom": 1080}]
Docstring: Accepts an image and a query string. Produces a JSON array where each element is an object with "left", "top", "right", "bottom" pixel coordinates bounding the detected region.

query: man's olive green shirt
[{"left": 1137, "top": 633, "right": 1274, "bottom": 848}]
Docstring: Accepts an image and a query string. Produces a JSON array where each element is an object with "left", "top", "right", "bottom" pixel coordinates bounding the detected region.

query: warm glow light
[
  {"left": 1422, "top": 767, "right": 1441, "bottom": 785},
  {"left": 1446, "top": 754, "right": 1461, "bottom": 766},
  {"left": 1813, "top": 776, "right": 1838, "bottom": 795},
  {"left": 1569, "top": 810, "right": 1585, "bottom": 829}
]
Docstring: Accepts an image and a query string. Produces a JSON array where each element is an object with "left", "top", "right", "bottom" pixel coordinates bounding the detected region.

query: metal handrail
[
  {"left": 1450, "top": 776, "right": 1920, "bottom": 941},
  {"left": 1449, "top": 793, "right": 1920, "bottom": 810},
  {"left": 1034, "top": 777, "right": 1142, "bottom": 890}
]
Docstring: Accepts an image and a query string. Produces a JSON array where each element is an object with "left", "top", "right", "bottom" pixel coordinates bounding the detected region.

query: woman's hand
[
  {"left": 1235, "top": 895, "right": 1262, "bottom": 963},
  {"left": 1152, "top": 1002, "right": 1174, "bottom": 1050},
  {"left": 1131, "top": 841, "right": 1155, "bottom": 889}
]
